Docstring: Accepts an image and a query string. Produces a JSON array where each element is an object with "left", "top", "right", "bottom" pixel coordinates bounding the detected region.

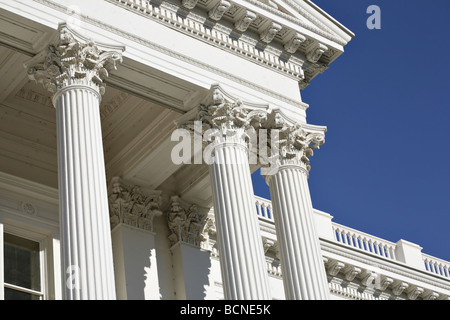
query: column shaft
[
  {"left": 209, "top": 142, "right": 271, "bottom": 300},
  {"left": 55, "top": 85, "right": 116, "bottom": 299},
  {"left": 268, "top": 166, "right": 329, "bottom": 299}
]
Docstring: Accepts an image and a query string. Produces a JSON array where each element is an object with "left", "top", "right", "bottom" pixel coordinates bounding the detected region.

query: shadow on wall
[{"left": 171, "top": 242, "right": 212, "bottom": 300}]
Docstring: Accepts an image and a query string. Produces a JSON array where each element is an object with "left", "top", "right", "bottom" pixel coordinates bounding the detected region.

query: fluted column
[
  {"left": 183, "top": 88, "right": 271, "bottom": 300},
  {"left": 27, "top": 26, "right": 123, "bottom": 299},
  {"left": 209, "top": 135, "right": 271, "bottom": 299},
  {"left": 264, "top": 122, "right": 329, "bottom": 300}
]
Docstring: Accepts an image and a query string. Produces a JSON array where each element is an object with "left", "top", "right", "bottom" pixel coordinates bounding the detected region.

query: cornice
[
  {"left": 106, "top": 0, "right": 306, "bottom": 80},
  {"left": 103, "top": 0, "right": 339, "bottom": 88},
  {"left": 236, "top": 0, "right": 347, "bottom": 45},
  {"left": 320, "top": 239, "right": 450, "bottom": 295},
  {"left": 31, "top": 0, "right": 309, "bottom": 109}
]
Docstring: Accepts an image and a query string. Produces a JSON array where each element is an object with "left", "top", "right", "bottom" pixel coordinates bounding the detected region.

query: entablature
[
  {"left": 321, "top": 239, "right": 450, "bottom": 300},
  {"left": 107, "top": 0, "right": 353, "bottom": 89}
]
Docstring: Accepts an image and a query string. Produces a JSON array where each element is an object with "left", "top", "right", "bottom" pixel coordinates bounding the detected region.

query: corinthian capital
[
  {"left": 167, "top": 196, "right": 209, "bottom": 247},
  {"left": 262, "top": 112, "right": 326, "bottom": 174},
  {"left": 26, "top": 25, "right": 123, "bottom": 97},
  {"left": 198, "top": 91, "right": 266, "bottom": 132},
  {"left": 108, "top": 177, "right": 163, "bottom": 231}
]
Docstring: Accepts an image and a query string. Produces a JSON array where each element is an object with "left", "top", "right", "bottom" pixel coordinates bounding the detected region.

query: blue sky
[{"left": 252, "top": 0, "right": 450, "bottom": 262}]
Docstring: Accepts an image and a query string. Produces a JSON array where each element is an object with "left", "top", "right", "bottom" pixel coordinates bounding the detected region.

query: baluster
[
  {"left": 376, "top": 242, "right": 382, "bottom": 256},
  {"left": 255, "top": 201, "right": 261, "bottom": 216},
  {"left": 333, "top": 227, "right": 339, "bottom": 242},
  {"left": 355, "top": 236, "right": 361, "bottom": 249},
  {"left": 342, "top": 231, "right": 348, "bottom": 245},
  {"left": 348, "top": 232, "right": 354, "bottom": 247},
  {"left": 390, "top": 246, "right": 396, "bottom": 260},
  {"left": 431, "top": 261, "right": 437, "bottom": 274},
  {"left": 362, "top": 237, "right": 368, "bottom": 251},
  {"left": 424, "top": 258, "right": 430, "bottom": 272},
  {"left": 336, "top": 228, "right": 343, "bottom": 243},
  {"left": 262, "top": 204, "right": 268, "bottom": 218},
  {"left": 369, "top": 239, "right": 375, "bottom": 253}
]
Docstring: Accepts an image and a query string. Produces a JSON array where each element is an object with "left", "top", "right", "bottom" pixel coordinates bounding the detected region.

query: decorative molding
[
  {"left": 392, "top": 281, "right": 409, "bottom": 296},
  {"left": 378, "top": 276, "right": 394, "bottom": 291},
  {"left": 326, "top": 260, "right": 344, "bottom": 277},
  {"left": 15, "top": 87, "right": 53, "bottom": 108},
  {"left": 26, "top": 24, "right": 123, "bottom": 96},
  {"left": 108, "top": 177, "right": 163, "bottom": 231},
  {"left": 259, "top": 21, "right": 282, "bottom": 44},
  {"left": 261, "top": 112, "right": 326, "bottom": 173},
  {"left": 167, "top": 195, "right": 209, "bottom": 246},
  {"left": 360, "top": 271, "right": 377, "bottom": 287},
  {"left": 242, "top": 0, "right": 347, "bottom": 46},
  {"left": 321, "top": 241, "right": 450, "bottom": 292},
  {"left": 283, "top": 32, "right": 306, "bottom": 54},
  {"left": 107, "top": 0, "right": 306, "bottom": 81},
  {"left": 306, "top": 42, "right": 328, "bottom": 63},
  {"left": 262, "top": 237, "right": 279, "bottom": 259},
  {"left": 234, "top": 10, "right": 257, "bottom": 32},
  {"left": 423, "top": 290, "right": 439, "bottom": 300},
  {"left": 200, "top": 212, "right": 216, "bottom": 250},
  {"left": 100, "top": 92, "right": 130, "bottom": 119},
  {"left": 407, "top": 286, "right": 424, "bottom": 300},
  {"left": 19, "top": 201, "right": 38, "bottom": 216},
  {"left": 208, "top": 0, "right": 231, "bottom": 21},
  {"left": 33, "top": 0, "right": 310, "bottom": 108},
  {"left": 182, "top": 0, "right": 198, "bottom": 9},
  {"left": 343, "top": 265, "right": 361, "bottom": 282}
]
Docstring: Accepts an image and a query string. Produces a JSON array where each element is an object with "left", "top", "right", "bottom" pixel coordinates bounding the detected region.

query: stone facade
[{"left": 0, "top": 0, "right": 448, "bottom": 301}]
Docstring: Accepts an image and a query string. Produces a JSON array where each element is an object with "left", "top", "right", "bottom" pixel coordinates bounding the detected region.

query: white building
[{"left": 0, "top": 0, "right": 449, "bottom": 301}]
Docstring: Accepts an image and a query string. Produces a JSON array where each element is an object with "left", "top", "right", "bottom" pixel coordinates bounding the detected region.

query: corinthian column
[
  {"left": 27, "top": 25, "right": 123, "bottom": 299},
  {"left": 263, "top": 118, "right": 329, "bottom": 300},
  {"left": 181, "top": 87, "right": 271, "bottom": 300}
]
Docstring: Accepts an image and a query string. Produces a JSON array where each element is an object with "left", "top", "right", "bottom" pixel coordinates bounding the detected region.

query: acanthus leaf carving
[
  {"left": 284, "top": 32, "right": 306, "bottom": 54},
  {"left": 343, "top": 265, "right": 362, "bottom": 282},
  {"left": 208, "top": 0, "right": 231, "bottom": 21},
  {"left": 182, "top": 0, "right": 198, "bottom": 9},
  {"left": 326, "top": 260, "right": 345, "bottom": 277},
  {"left": 234, "top": 10, "right": 257, "bottom": 33},
  {"left": 27, "top": 26, "right": 123, "bottom": 97},
  {"left": 108, "top": 177, "right": 162, "bottom": 232},
  {"left": 259, "top": 21, "right": 282, "bottom": 44},
  {"left": 167, "top": 195, "right": 209, "bottom": 247},
  {"left": 261, "top": 113, "right": 325, "bottom": 174},
  {"left": 306, "top": 42, "right": 328, "bottom": 63},
  {"left": 407, "top": 286, "right": 424, "bottom": 300},
  {"left": 392, "top": 281, "right": 409, "bottom": 296},
  {"left": 185, "top": 88, "right": 269, "bottom": 151}
]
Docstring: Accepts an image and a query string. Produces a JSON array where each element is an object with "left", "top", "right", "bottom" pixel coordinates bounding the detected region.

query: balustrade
[
  {"left": 252, "top": 197, "right": 450, "bottom": 278},
  {"left": 423, "top": 255, "right": 450, "bottom": 279}
]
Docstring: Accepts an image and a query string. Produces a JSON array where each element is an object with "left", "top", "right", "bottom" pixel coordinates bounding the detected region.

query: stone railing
[
  {"left": 423, "top": 254, "right": 450, "bottom": 279},
  {"left": 253, "top": 197, "right": 450, "bottom": 280},
  {"left": 331, "top": 223, "right": 397, "bottom": 260},
  {"left": 255, "top": 196, "right": 273, "bottom": 221}
]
